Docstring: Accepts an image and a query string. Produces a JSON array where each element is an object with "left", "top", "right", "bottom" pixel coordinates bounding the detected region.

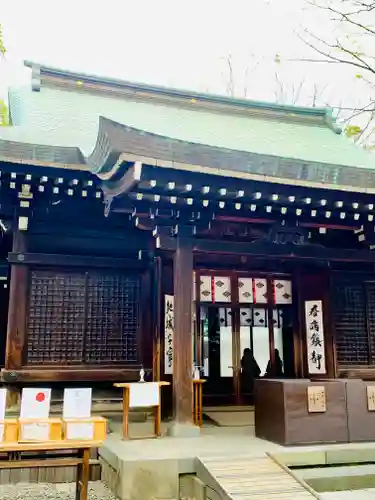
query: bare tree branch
[
  {"left": 226, "top": 54, "right": 234, "bottom": 97},
  {"left": 299, "top": 1, "right": 375, "bottom": 146},
  {"left": 298, "top": 30, "right": 375, "bottom": 74},
  {"left": 301, "top": 1, "right": 375, "bottom": 75},
  {"left": 320, "top": 3, "right": 375, "bottom": 36}
]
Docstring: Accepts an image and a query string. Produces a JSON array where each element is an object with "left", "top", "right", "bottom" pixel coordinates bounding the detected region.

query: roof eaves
[
  {"left": 0, "top": 156, "right": 90, "bottom": 171},
  {"left": 24, "top": 60, "right": 334, "bottom": 122}
]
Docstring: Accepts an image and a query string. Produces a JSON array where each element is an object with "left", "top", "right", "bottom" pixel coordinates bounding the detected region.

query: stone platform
[{"left": 99, "top": 419, "right": 375, "bottom": 500}]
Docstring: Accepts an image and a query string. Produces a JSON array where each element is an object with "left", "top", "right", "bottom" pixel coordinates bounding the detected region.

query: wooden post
[
  {"left": 266, "top": 276, "right": 276, "bottom": 371},
  {"left": 5, "top": 231, "right": 28, "bottom": 371},
  {"left": 153, "top": 256, "right": 162, "bottom": 382},
  {"left": 169, "top": 235, "right": 198, "bottom": 436}
]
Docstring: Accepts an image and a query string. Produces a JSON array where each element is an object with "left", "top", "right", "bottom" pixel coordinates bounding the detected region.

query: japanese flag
[{"left": 20, "top": 388, "right": 52, "bottom": 419}]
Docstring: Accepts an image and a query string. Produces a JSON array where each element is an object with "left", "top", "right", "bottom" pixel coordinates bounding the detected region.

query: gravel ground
[{"left": 0, "top": 481, "right": 117, "bottom": 500}]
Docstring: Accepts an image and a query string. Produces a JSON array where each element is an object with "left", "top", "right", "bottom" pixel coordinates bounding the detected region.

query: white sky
[{"left": 0, "top": 0, "right": 372, "bottom": 113}]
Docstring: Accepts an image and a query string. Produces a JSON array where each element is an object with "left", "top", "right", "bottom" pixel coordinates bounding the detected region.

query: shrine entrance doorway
[{"left": 194, "top": 272, "right": 296, "bottom": 406}]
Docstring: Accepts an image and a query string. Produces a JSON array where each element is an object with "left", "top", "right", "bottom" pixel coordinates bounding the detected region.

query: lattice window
[
  {"left": 26, "top": 269, "right": 141, "bottom": 366},
  {"left": 27, "top": 271, "right": 86, "bottom": 364},
  {"left": 334, "top": 283, "right": 369, "bottom": 366},
  {"left": 85, "top": 273, "right": 140, "bottom": 364},
  {"left": 366, "top": 283, "right": 375, "bottom": 364}
]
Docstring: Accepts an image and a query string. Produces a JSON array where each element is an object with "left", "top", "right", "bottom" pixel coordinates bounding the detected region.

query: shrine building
[{"left": 0, "top": 61, "right": 375, "bottom": 427}]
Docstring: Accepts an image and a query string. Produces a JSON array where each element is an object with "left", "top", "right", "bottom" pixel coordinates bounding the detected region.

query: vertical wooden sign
[
  {"left": 305, "top": 300, "right": 327, "bottom": 375},
  {"left": 164, "top": 295, "right": 174, "bottom": 374}
]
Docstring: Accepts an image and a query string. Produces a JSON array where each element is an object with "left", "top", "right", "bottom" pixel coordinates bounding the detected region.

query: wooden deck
[{"left": 197, "top": 455, "right": 317, "bottom": 499}]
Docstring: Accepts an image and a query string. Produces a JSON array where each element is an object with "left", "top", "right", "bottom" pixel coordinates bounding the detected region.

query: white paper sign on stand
[
  {"left": 66, "top": 422, "right": 94, "bottom": 440},
  {"left": 0, "top": 388, "right": 6, "bottom": 442},
  {"left": 129, "top": 382, "right": 160, "bottom": 408},
  {"left": 20, "top": 388, "right": 51, "bottom": 419},
  {"left": 20, "top": 422, "right": 50, "bottom": 441},
  {"left": 0, "top": 388, "right": 6, "bottom": 420},
  {"left": 63, "top": 388, "right": 92, "bottom": 419}
]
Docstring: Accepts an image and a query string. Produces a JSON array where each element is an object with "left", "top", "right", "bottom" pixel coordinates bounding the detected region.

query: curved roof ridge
[
  {"left": 24, "top": 60, "right": 338, "bottom": 126},
  {"left": 87, "top": 117, "right": 373, "bottom": 192}
]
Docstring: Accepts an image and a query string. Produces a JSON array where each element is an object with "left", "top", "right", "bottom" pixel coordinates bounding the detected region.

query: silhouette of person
[
  {"left": 241, "top": 348, "right": 261, "bottom": 398},
  {"left": 265, "top": 348, "right": 284, "bottom": 378}
]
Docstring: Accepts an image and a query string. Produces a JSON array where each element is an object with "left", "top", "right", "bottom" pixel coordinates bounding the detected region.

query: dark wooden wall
[{"left": 3, "top": 218, "right": 154, "bottom": 383}]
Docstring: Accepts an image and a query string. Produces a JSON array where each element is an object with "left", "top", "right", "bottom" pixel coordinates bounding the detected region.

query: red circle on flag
[{"left": 35, "top": 392, "right": 45, "bottom": 403}]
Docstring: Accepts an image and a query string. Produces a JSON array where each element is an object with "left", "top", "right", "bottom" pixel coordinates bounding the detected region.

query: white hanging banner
[
  {"left": 305, "top": 300, "right": 327, "bottom": 375},
  {"left": 164, "top": 294, "right": 174, "bottom": 374}
]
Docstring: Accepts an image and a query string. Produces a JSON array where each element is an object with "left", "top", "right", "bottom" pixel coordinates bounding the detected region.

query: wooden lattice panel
[
  {"left": 26, "top": 270, "right": 141, "bottom": 366},
  {"left": 85, "top": 273, "right": 140, "bottom": 364},
  {"left": 334, "top": 282, "right": 369, "bottom": 366},
  {"left": 366, "top": 283, "right": 375, "bottom": 364},
  {"left": 27, "top": 271, "right": 86, "bottom": 364}
]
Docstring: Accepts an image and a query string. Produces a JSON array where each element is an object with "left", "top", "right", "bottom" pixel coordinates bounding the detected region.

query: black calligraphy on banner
[
  {"left": 164, "top": 295, "right": 174, "bottom": 374},
  {"left": 305, "top": 300, "right": 326, "bottom": 374}
]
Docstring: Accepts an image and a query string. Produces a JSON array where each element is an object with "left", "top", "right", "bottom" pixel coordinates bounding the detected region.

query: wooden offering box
[
  {"left": 254, "top": 379, "right": 348, "bottom": 445},
  {"left": 18, "top": 418, "right": 63, "bottom": 442},
  {"left": 63, "top": 417, "right": 107, "bottom": 442},
  {"left": 0, "top": 419, "right": 18, "bottom": 443},
  {"left": 343, "top": 379, "right": 375, "bottom": 442}
]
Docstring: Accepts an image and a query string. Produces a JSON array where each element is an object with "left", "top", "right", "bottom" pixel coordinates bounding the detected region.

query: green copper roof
[
  {"left": 5, "top": 83, "right": 373, "bottom": 173},
  {"left": 0, "top": 61, "right": 372, "bottom": 183}
]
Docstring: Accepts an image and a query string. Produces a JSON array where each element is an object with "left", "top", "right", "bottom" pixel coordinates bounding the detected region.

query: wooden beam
[
  {"left": 101, "top": 162, "right": 142, "bottom": 198},
  {"left": 1, "top": 367, "right": 145, "bottom": 383},
  {"left": 156, "top": 235, "right": 375, "bottom": 263},
  {"left": 5, "top": 231, "right": 28, "bottom": 370},
  {"left": 172, "top": 235, "right": 194, "bottom": 428},
  {"left": 7, "top": 252, "right": 149, "bottom": 269}
]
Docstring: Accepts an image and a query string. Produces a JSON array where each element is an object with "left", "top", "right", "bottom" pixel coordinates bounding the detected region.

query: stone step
[{"left": 197, "top": 456, "right": 317, "bottom": 499}]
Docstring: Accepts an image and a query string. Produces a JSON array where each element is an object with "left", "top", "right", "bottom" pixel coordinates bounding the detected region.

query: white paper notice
[
  {"left": 20, "top": 423, "right": 50, "bottom": 441},
  {"left": 63, "top": 388, "right": 92, "bottom": 419},
  {"left": 20, "top": 388, "right": 51, "bottom": 419},
  {"left": 66, "top": 422, "right": 94, "bottom": 440},
  {"left": 0, "top": 423, "right": 4, "bottom": 442},
  {"left": 0, "top": 388, "right": 6, "bottom": 421},
  {"left": 129, "top": 382, "right": 160, "bottom": 408}
]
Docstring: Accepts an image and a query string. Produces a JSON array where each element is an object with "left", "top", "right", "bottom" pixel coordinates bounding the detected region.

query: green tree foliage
[
  {"left": 0, "top": 100, "right": 9, "bottom": 126},
  {"left": 345, "top": 124, "right": 362, "bottom": 137},
  {"left": 0, "top": 24, "right": 5, "bottom": 56},
  {"left": 0, "top": 24, "right": 9, "bottom": 126}
]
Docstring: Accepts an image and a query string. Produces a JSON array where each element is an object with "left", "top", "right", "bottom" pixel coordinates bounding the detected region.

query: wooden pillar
[
  {"left": 5, "top": 231, "right": 28, "bottom": 371},
  {"left": 169, "top": 235, "right": 198, "bottom": 435},
  {"left": 153, "top": 257, "right": 162, "bottom": 382},
  {"left": 294, "top": 269, "right": 306, "bottom": 378}
]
